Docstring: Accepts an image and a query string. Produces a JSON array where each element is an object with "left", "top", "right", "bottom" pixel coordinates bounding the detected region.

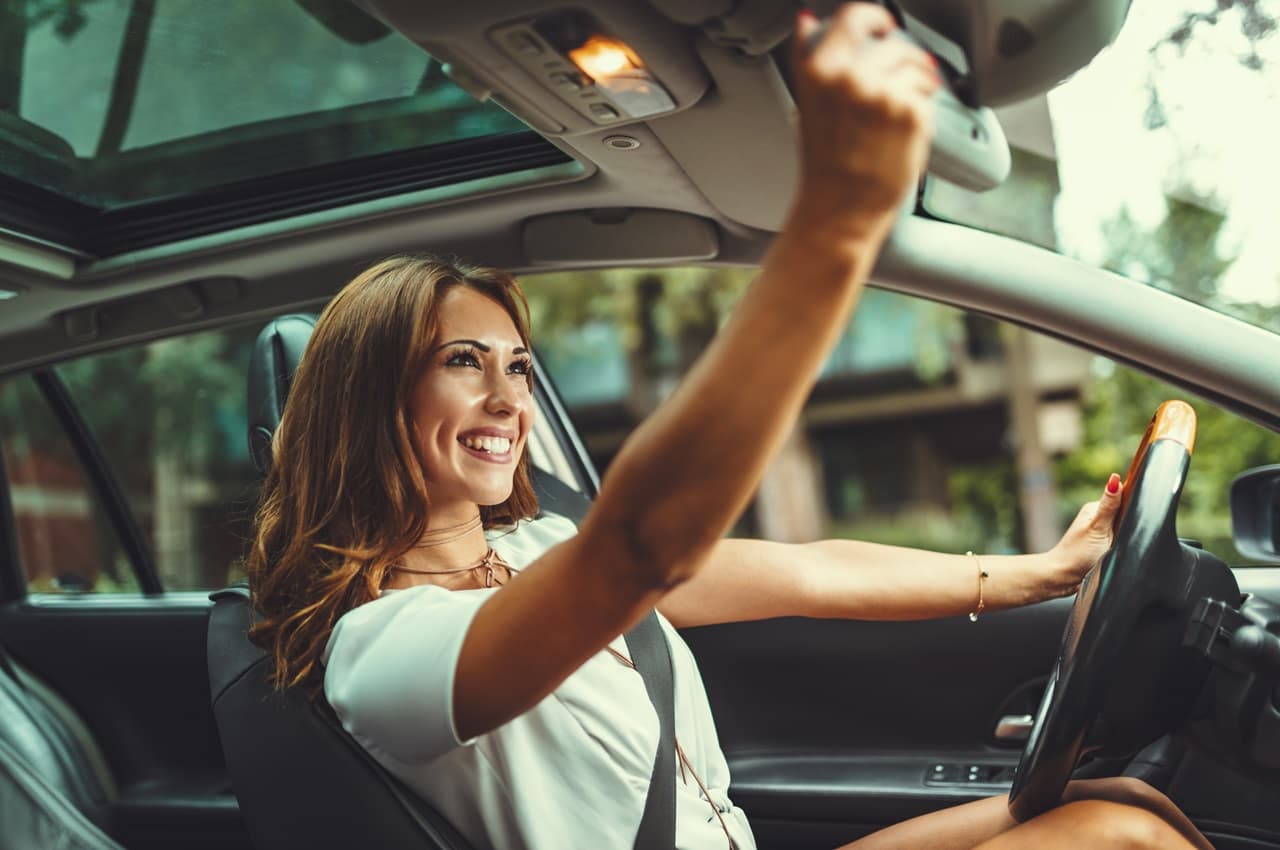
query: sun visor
[{"left": 522, "top": 209, "right": 719, "bottom": 266}]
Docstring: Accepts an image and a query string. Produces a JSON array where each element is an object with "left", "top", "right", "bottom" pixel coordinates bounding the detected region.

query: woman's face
[{"left": 410, "top": 286, "right": 534, "bottom": 513}]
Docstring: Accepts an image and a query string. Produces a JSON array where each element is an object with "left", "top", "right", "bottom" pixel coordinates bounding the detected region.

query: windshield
[{"left": 923, "top": 0, "right": 1280, "bottom": 334}]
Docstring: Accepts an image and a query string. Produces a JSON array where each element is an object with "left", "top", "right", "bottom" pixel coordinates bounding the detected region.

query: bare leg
[
  {"left": 836, "top": 778, "right": 1212, "bottom": 850},
  {"left": 972, "top": 800, "right": 1204, "bottom": 850}
]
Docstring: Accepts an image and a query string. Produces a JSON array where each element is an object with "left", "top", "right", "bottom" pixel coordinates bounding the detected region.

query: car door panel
[
  {"left": 687, "top": 568, "right": 1280, "bottom": 848},
  {"left": 682, "top": 599, "right": 1070, "bottom": 846}
]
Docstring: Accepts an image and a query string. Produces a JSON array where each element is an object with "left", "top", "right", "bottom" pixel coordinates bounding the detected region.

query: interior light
[
  {"left": 503, "top": 13, "right": 678, "bottom": 122},
  {"left": 568, "top": 36, "right": 642, "bottom": 81}
]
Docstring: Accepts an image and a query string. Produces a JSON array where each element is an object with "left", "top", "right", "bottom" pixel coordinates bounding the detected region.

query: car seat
[
  {"left": 0, "top": 641, "right": 122, "bottom": 850},
  {"left": 208, "top": 314, "right": 594, "bottom": 850}
]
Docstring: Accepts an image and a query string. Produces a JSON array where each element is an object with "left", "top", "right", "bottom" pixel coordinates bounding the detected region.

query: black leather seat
[
  {"left": 207, "top": 588, "right": 476, "bottom": 850},
  {"left": 209, "top": 314, "right": 592, "bottom": 850}
]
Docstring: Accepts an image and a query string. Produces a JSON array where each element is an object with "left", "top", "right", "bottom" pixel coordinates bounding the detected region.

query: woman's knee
[
  {"left": 1065, "top": 776, "right": 1171, "bottom": 810},
  {"left": 1054, "top": 799, "right": 1183, "bottom": 849}
]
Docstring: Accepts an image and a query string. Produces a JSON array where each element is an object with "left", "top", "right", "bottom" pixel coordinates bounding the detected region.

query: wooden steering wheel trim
[{"left": 1119, "top": 400, "right": 1197, "bottom": 519}]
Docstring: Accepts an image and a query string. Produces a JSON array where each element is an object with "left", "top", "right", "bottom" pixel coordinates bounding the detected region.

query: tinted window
[
  {"left": 7, "top": 2, "right": 527, "bottom": 208},
  {"left": 56, "top": 322, "right": 263, "bottom": 590},
  {"left": 524, "top": 270, "right": 1280, "bottom": 565},
  {"left": 0, "top": 375, "right": 136, "bottom": 593}
]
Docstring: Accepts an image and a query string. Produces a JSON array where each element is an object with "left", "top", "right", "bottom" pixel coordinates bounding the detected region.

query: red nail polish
[
  {"left": 798, "top": 8, "right": 817, "bottom": 22},
  {"left": 1106, "top": 475, "right": 1120, "bottom": 495}
]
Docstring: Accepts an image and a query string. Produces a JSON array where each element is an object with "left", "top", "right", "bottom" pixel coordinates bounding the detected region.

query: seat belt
[{"left": 624, "top": 611, "right": 676, "bottom": 850}]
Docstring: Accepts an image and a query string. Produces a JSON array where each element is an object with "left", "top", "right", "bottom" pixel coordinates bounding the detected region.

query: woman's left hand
[{"left": 1042, "top": 473, "right": 1124, "bottom": 599}]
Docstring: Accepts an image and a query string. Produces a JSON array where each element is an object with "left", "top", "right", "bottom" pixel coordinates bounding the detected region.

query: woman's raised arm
[{"left": 453, "top": 3, "right": 940, "bottom": 740}]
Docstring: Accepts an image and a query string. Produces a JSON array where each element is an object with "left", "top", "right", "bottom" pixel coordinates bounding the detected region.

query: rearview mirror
[{"left": 1231, "top": 465, "right": 1280, "bottom": 563}]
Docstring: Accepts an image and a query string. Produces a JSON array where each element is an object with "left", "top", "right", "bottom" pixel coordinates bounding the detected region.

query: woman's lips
[{"left": 458, "top": 437, "right": 514, "bottom": 464}]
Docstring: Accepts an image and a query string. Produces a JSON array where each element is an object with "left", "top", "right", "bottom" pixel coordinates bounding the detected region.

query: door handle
[{"left": 994, "top": 714, "right": 1034, "bottom": 741}]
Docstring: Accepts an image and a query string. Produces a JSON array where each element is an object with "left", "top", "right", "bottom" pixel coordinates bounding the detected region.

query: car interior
[{"left": 3, "top": 0, "right": 1280, "bottom": 849}]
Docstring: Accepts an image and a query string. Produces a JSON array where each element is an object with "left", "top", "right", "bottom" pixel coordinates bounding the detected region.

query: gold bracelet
[{"left": 966, "top": 551, "right": 989, "bottom": 622}]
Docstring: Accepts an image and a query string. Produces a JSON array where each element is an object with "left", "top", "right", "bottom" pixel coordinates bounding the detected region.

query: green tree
[
  {"left": 1100, "top": 196, "right": 1235, "bottom": 303},
  {"left": 1057, "top": 195, "right": 1280, "bottom": 562},
  {"left": 526, "top": 268, "right": 754, "bottom": 418}
]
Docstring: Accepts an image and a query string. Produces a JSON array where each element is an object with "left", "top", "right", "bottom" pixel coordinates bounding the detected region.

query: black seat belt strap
[{"left": 624, "top": 610, "right": 676, "bottom": 850}]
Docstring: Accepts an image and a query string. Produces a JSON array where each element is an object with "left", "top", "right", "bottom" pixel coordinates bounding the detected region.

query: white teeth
[{"left": 461, "top": 436, "right": 511, "bottom": 454}]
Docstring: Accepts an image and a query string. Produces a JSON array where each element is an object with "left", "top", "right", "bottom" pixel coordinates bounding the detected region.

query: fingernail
[
  {"left": 1106, "top": 474, "right": 1120, "bottom": 495},
  {"left": 798, "top": 8, "right": 817, "bottom": 22}
]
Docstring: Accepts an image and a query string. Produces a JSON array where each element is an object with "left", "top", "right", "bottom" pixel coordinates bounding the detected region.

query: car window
[
  {"left": 52, "top": 322, "right": 264, "bottom": 592},
  {"left": 923, "top": 0, "right": 1280, "bottom": 335},
  {"left": 1, "top": 314, "right": 584, "bottom": 597},
  {"left": 523, "top": 270, "right": 1280, "bottom": 566},
  {"left": 0, "top": 375, "right": 137, "bottom": 593},
  {"left": 7, "top": 1, "right": 526, "bottom": 209}
]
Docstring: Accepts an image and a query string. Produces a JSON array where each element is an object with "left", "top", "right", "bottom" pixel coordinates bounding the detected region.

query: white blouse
[{"left": 322, "top": 513, "right": 756, "bottom": 850}]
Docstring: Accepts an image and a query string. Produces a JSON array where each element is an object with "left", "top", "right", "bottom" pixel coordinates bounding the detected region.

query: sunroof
[{"left": 1, "top": 1, "right": 569, "bottom": 254}]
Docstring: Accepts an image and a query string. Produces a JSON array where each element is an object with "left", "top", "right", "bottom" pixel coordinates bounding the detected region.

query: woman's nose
[{"left": 483, "top": 374, "right": 524, "bottom": 417}]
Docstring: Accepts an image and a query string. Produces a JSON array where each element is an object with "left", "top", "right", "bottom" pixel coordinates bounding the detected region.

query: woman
[{"left": 248, "top": 5, "right": 1211, "bottom": 849}]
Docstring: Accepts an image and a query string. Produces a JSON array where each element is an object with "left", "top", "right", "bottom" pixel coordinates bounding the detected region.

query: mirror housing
[{"left": 1231, "top": 465, "right": 1280, "bottom": 563}]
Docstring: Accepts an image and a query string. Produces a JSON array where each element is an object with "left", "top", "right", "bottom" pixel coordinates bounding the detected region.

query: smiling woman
[
  {"left": 235, "top": 8, "right": 1215, "bottom": 850},
  {"left": 410, "top": 287, "right": 536, "bottom": 518},
  {"left": 247, "top": 256, "right": 540, "bottom": 689}
]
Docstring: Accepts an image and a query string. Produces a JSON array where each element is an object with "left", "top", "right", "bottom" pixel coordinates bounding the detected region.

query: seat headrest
[{"left": 247, "top": 314, "right": 318, "bottom": 475}]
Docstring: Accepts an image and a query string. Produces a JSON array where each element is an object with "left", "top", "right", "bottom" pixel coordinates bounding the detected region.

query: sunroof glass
[{"left": 4, "top": 1, "right": 529, "bottom": 209}]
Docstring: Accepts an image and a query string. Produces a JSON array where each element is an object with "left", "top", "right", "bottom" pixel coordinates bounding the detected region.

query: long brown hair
[{"left": 247, "top": 255, "right": 539, "bottom": 689}]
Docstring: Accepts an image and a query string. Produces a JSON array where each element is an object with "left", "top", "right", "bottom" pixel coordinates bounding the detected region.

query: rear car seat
[{"left": 0, "top": 643, "right": 122, "bottom": 850}]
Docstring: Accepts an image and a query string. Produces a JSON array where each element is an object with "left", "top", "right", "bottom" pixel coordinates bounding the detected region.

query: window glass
[
  {"left": 922, "top": 0, "right": 1280, "bottom": 334},
  {"left": 57, "top": 322, "right": 263, "bottom": 591},
  {"left": 7, "top": 1, "right": 527, "bottom": 208},
  {"left": 0, "top": 376, "right": 136, "bottom": 593},
  {"left": 524, "top": 270, "right": 1280, "bottom": 566}
]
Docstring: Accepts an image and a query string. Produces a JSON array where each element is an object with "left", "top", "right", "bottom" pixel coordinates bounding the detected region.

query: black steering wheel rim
[{"left": 1007, "top": 402, "right": 1198, "bottom": 821}]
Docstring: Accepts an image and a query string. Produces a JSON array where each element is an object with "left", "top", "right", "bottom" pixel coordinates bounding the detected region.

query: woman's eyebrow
[
  {"left": 434, "top": 339, "right": 529, "bottom": 356},
  {"left": 434, "top": 338, "right": 490, "bottom": 352}
]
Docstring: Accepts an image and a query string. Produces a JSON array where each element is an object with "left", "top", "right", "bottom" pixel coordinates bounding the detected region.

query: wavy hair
[{"left": 247, "top": 255, "right": 539, "bottom": 690}]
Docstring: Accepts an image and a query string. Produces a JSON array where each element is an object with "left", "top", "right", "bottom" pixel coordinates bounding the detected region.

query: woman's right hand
[{"left": 791, "top": 4, "right": 940, "bottom": 236}]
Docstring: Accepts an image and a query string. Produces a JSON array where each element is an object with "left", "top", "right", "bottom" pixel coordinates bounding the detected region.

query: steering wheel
[{"left": 1007, "top": 400, "right": 1235, "bottom": 821}]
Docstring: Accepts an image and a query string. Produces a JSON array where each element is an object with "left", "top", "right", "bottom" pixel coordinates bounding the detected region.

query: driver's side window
[{"left": 523, "top": 271, "right": 1280, "bottom": 566}]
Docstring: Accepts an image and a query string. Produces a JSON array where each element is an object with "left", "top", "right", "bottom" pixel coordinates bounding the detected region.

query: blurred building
[{"left": 540, "top": 97, "right": 1091, "bottom": 546}]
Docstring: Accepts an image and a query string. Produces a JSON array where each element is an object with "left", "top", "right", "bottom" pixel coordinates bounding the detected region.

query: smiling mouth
[
  {"left": 458, "top": 435, "right": 514, "bottom": 463},
  {"left": 460, "top": 435, "right": 511, "bottom": 454}
]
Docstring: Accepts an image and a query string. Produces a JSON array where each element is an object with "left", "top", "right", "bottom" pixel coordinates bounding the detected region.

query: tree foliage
[
  {"left": 1055, "top": 194, "right": 1280, "bottom": 562},
  {"left": 526, "top": 267, "right": 753, "bottom": 369},
  {"left": 1101, "top": 196, "right": 1235, "bottom": 303},
  {"left": 1157, "top": 0, "right": 1278, "bottom": 70}
]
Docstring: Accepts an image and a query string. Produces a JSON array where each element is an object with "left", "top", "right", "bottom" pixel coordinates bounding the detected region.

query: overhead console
[
  {"left": 355, "top": 0, "right": 1132, "bottom": 239},
  {"left": 362, "top": 0, "right": 711, "bottom": 136}
]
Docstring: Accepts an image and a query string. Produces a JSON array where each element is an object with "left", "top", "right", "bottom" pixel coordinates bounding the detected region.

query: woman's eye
[
  {"left": 509, "top": 359, "right": 533, "bottom": 376},
  {"left": 445, "top": 351, "right": 481, "bottom": 368}
]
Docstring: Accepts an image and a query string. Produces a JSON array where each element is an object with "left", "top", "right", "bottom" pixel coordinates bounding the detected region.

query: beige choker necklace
[
  {"left": 411, "top": 515, "right": 482, "bottom": 548},
  {"left": 390, "top": 547, "right": 514, "bottom": 588}
]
